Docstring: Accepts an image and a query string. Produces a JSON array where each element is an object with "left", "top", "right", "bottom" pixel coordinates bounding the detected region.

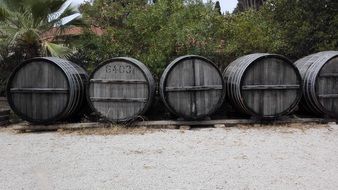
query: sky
[
  {"left": 205, "top": 0, "right": 238, "bottom": 13},
  {"left": 68, "top": 0, "right": 238, "bottom": 13}
]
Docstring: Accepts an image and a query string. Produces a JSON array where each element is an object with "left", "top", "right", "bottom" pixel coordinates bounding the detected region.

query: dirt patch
[
  {"left": 3, "top": 121, "right": 332, "bottom": 136},
  {"left": 58, "top": 123, "right": 330, "bottom": 136},
  {"left": 0, "top": 127, "right": 13, "bottom": 133},
  {"left": 235, "top": 123, "right": 329, "bottom": 131},
  {"left": 58, "top": 125, "right": 163, "bottom": 136}
]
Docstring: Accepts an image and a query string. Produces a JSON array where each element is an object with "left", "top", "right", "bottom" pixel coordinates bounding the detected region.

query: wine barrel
[
  {"left": 87, "top": 57, "right": 155, "bottom": 122},
  {"left": 295, "top": 51, "right": 338, "bottom": 117},
  {"left": 6, "top": 57, "right": 88, "bottom": 124},
  {"left": 159, "top": 55, "right": 225, "bottom": 119},
  {"left": 223, "top": 53, "right": 302, "bottom": 118}
]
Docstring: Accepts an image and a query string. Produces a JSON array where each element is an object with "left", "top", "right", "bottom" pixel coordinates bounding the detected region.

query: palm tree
[{"left": 0, "top": 0, "right": 82, "bottom": 59}]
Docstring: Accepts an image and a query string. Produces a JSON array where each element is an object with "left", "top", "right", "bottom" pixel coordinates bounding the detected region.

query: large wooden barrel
[
  {"left": 159, "top": 55, "right": 225, "bottom": 119},
  {"left": 6, "top": 57, "right": 88, "bottom": 124},
  {"left": 295, "top": 51, "right": 338, "bottom": 117},
  {"left": 87, "top": 57, "right": 155, "bottom": 122},
  {"left": 223, "top": 53, "right": 302, "bottom": 118}
]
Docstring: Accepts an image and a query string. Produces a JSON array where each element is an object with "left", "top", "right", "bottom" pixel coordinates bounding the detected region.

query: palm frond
[
  {"left": 0, "top": 4, "right": 17, "bottom": 25},
  {"left": 0, "top": 0, "right": 25, "bottom": 11},
  {"left": 42, "top": 41, "right": 72, "bottom": 57},
  {"left": 0, "top": 0, "right": 82, "bottom": 59},
  {"left": 0, "top": 5, "right": 10, "bottom": 21}
]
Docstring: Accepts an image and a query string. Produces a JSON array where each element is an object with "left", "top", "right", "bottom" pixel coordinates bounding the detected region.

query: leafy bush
[
  {"left": 74, "top": 0, "right": 229, "bottom": 76},
  {"left": 261, "top": 0, "right": 338, "bottom": 60},
  {"left": 73, "top": 0, "right": 292, "bottom": 76}
]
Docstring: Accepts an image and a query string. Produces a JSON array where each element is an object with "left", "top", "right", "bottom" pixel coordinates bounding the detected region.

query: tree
[
  {"left": 215, "top": 1, "right": 221, "bottom": 15},
  {"left": 0, "top": 0, "right": 82, "bottom": 59},
  {"left": 234, "top": 0, "right": 266, "bottom": 12},
  {"left": 73, "top": 0, "right": 338, "bottom": 77},
  {"left": 77, "top": 0, "right": 226, "bottom": 75},
  {"left": 220, "top": 9, "right": 284, "bottom": 60},
  {"left": 261, "top": 0, "right": 338, "bottom": 59}
]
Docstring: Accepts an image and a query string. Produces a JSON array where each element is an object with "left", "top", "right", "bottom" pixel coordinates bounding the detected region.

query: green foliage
[
  {"left": 75, "top": 0, "right": 286, "bottom": 75},
  {"left": 0, "top": 42, "right": 24, "bottom": 96},
  {"left": 75, "top": 0, "right": 229, "bottom": 75},
  {"left": 220, "top": 10, "right": 285, "bottom": 60},
  {"left": 261, "top": 0, "right": 338, "bottom": 59},
  {"left": 0, "top": 0, "right": 80, "bottom": 59},
  {"left": 215, "top": 1, "right": 221, "bottom": 15},
  {"left": 234, "top": 0, "right": 266, "bottom": 13}
]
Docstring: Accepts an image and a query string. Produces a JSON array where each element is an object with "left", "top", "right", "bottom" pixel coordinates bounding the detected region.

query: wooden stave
[
  {"left": 0, "top": 121, "right": 9, "bottom": 126},
  {"left": 159, "top": 55, "right": 226, "bottom": 119},
  {"left": 224, "top": 54, "right": 264, "bottom": 115},
  {"left": 52, "top": 58, "right": 77, "bottom": 119},
  {"left": 241, "top": 54, "right": 301, "bottom": 117},
  {"left": 87, "top": 57, "right": 156, "bottom": 122},
  {"left": 6, "top": 57, "right": 88, "bottom": 124},
  {"left": 0, "top": 108, "right": 10, "bottom": 122},
  {"left": 68, "top": 62, "right": 90, "bottom": 116},
  {"left": 33, "top": 57, "right": 87, "bottom": 121},
  {"left": 223, "top": 53, "right": 302, "bottom": 118},
  {"left": 54, "top": 58, "right": 88, "bottom": 119},
  {"left": 0, "top": 109, "right": 10, "bottom": 116},
  {"left": 0, "top": 115, "right": 9, "bottom": 122},
  {"left": 294, "top": 51, "right": 338, "bottom": 117}
]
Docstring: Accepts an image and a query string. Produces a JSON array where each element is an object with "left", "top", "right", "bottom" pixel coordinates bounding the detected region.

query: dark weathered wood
[
  {"left": 135, "top": 119, "right": 255, "bottom": 126},
  {"left": 88, "top": 57, "right": 155, "bottom": 122},
  {"left": 134, "top": 117, "right": 333, "bottom": 126},
  {"left": 318, "top": 94, "right": 338, "bottom": 98},
  {"left": 223, "top": 53, "right": 302, "bottom": 118},
  {"left": 11, "top": 118, "right": 334, "bottom": 132},
  {"left": 6, "top": 57, "right": 88, "bottom": 124},
  {"left": 12, "top": 122, "right": 102, "bottom": 132},
  {"left": 0, "top": 120, "right": 9, "bottom": 126},
  {"left": 0, "top": 115, "right": 9, "bottom": 121},
  {"left": 0, "top": 109, "right": 10, "bottom": 115},
  {"left": 165, "top": 85, "right": 223, "bottom": 92},
  {"left": 0, "top": 108, "right": 10, "bottom": 125},
  {"left": 0, "top": 97, "right": 9, "bottom": 109},
  {"left": 10, "top": 88, "right": 69, "bottom": 93},
  {"left": 319, "top": 73, "right": 338, "bottom": 77},
  {"left": 295, "top": 51, "right": 338, "bottom": 118},
  {"left": 90, "top": 97, "right": 147, "bottom": 102},
  {"left": 90, "top": 79, "right": 147, "bottom": 84},
  {"left": 242, "top": 84, "right": 300, "bottom": 90},
  {"left": 159, "top": 55, "right": 225, "bottom": 119}
]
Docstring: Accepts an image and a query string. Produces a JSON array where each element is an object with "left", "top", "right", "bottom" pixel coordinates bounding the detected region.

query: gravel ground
[{"left": 0, "top": 124, "right": 338, "bottom": 190}]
